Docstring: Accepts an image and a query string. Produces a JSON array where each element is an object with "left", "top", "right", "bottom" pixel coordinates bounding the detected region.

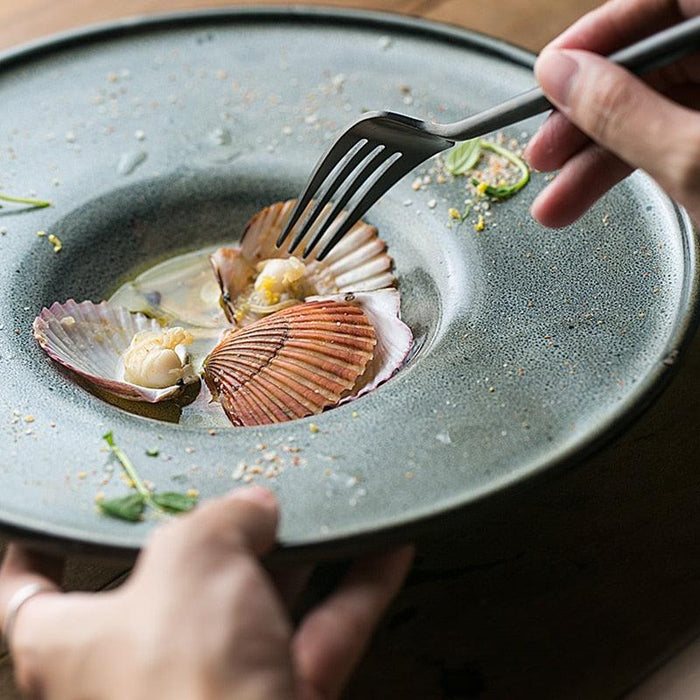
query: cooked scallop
[
  {"left": 210, "top": 199, "right": 396, "bottom": 326},
  {"left": 33, "top": 300, "right": 199, "bottom": 403}
]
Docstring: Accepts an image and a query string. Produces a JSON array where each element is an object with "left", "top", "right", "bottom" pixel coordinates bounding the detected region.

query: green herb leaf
[
  {"left": 152, "top": 492, "right": 198, "bottom": 514},
  {"left": 145, "top": 447, "right": 159, "bottom": 457},
  {"left": 470, "top": 141, "right": 530, "bottom": 199},
  {"left": 0, "top": 193, "right": 51, "bottom": 209},
  {"left": 100, "top": 493, "right": 146, "bottom": 522},
  {"left": 101, "top": 432, "right": 198, "bottom": 522},
  {"left": 445, "top": 139, "right": 481, "bottom": 176}
]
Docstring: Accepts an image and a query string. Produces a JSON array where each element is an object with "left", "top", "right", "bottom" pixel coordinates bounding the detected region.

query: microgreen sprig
[
  {"left": 100, "top": 431, "right": 197, "bottom": 522},
  {"left": 470, "top": 141, "right": 530, "bottom": 199},
  {"left": 445, "top": 138, "right": 530, "bottom": 199},
  {"left": 0, "top": 193, "right": 51, "bottom": 209}
]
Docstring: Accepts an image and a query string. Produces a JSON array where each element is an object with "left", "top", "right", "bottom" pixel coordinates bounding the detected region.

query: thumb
[
  {"left": 535, "top": 48, "right": 700, "bottom": 204},
  {"left": 187, "top": 486, "right": 280, "bottom": 557},
  {"left": 139, "top": 486, "right": 280, "bottom": 580}
]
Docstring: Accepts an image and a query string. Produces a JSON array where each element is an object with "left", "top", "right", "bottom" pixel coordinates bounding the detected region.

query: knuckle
[{"left": 136, "top": 518, "right": 191, "bottom": 575}]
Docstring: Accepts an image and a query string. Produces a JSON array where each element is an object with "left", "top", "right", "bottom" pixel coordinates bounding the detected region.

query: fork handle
[{"left": 436, "top": 15, "right": 700, "bottom": 142}]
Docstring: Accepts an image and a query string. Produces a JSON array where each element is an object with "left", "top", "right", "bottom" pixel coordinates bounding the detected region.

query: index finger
[
  {"left": 546, "top": 0, "right": 690, "bottom": 54},
  {"left": 293, "top": 545, "right": 414, "bottom": 700},
  {"left": 527, "top": 0, "right": 700, "bottom": 172}
]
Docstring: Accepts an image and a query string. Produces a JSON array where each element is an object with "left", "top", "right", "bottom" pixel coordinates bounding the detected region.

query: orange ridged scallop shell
[{"left": 202, "top": 300, "right": 376, "bottom": 426}]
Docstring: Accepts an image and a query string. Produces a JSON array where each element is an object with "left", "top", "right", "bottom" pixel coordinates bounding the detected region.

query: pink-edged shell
[
  {"left": 202, "top": 299, "right": 377, "bottom": 426},
  {"left": 32, "top": 300, "right": 198, "bottom": 403},
  {"left": 211, "top": 199, "right": 396, "bottom": 325},
  {"left": 316, "top": 290, "right": 414, "bottom": 402}
]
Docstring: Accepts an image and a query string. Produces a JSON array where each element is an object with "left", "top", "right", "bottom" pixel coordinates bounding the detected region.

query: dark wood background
[{"left": 5, "top": 2, "right": 700, "bottom": 698}]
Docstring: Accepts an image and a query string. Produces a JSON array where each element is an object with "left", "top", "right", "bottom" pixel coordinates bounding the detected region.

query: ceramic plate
[{"left": 0, "top": 8, "right": 697, "bottom": 558}]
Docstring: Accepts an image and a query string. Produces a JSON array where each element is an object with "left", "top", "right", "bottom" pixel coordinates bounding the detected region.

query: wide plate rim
[{"left": 1, "top": 6, "right": 698, "bottom": 561}]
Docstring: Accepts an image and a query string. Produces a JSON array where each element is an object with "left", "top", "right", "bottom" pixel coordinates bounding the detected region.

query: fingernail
[
  {"left": 535, "top": 49, "right": 579, "bottom": 107},
  {"left": 227, "top": 486, "right": 278, "bottom": 511}
]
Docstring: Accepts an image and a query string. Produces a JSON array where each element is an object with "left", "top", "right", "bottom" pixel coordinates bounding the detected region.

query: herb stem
[
  {"left": 103, "top": 432, "right": 152, "bottom": 501},
  {"left": 100, "top": 432, "right": 197, "bottom": 522},
  {"left": 0, "top": 193, "right": 51, "bottom": 208}
]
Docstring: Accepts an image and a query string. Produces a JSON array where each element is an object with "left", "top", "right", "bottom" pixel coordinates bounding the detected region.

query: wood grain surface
[{"left": 5, "top": 2, "right": 700, "bottom": 699}]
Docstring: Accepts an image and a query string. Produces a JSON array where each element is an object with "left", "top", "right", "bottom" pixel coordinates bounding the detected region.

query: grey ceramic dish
[{"left": 0, "top": 8, "right": 697, "bottom": 560}]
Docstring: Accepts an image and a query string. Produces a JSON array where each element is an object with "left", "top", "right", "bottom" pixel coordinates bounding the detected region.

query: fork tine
[
  {"left": 315, "top": 154, "right": 420, "bottom": 261},
  {"left": 276, "top": 131, "right": 365, "bottom": 249},
  {"left": 300, "top": 148, "right": 398, "bottom": 259},
  {"left": 284, "top": 139, "right": 380, "bottom": 254}
]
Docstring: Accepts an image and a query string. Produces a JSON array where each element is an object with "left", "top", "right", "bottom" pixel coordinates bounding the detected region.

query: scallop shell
[
  {"left": 211, "top": 199, "right": 396, "bottom": 326},
  {"left": 315, "top": 289, "right": 414, "bottom": 402},
  {"left": 203, "top": 299, "right": 377, "bottom": 426},
  {"left": 33, "top": 300, "right": 199, "bottom": 403},
  {"left": 209, "top": 247, "right": 256, "bottom": 307}
]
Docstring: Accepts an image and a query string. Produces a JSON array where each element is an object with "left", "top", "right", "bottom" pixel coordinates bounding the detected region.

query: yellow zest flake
[
  {"left": 36, "top": 230, "right": 47, "bottom": 237},
  {"left": 352, "top": 411, "right": 359, "bottom": 419},
  {"left": 448, "top": 208, "right": 462, "bottom": 220},
  {"left": 186, "top": 489, "right": 199, "bottom": 498},
  {"left": 309, "top": 423, "right": 320, "bottom": 434},
  {"left": 474, "top": 215, "right": 485, "bottom": 232},
  {"left": 476, "top": 181, "right": 488, "bottom": 196},
  {"left": 48, "top": 233, "right": 63, "bottom": 252}
]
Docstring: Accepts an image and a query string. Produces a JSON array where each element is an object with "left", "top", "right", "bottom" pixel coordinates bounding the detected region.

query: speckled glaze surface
[{"left": 0, "top": 8, "right": 697, "bottom": 559}]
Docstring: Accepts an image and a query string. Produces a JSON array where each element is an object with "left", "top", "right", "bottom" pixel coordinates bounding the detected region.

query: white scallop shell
[
  {"left": 33, "top": 300, "right": 199, "bottom": 403},
  {"left": 211, "top": 199, "right": 396, "bottom": 326}
]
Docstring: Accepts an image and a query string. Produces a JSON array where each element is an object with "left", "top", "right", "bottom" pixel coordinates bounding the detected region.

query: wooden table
[{"left": 5, "top": 2, "right": 700, "bottom": 698}]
